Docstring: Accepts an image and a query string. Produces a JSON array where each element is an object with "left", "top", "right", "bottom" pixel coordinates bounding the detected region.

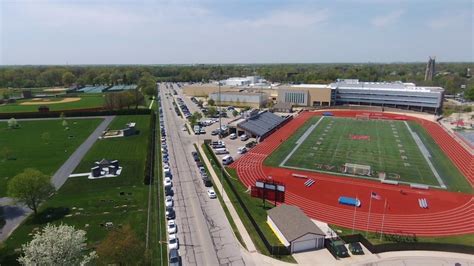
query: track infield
[{"left": 268, "top": 116, "right": 450, "bottom": 188}]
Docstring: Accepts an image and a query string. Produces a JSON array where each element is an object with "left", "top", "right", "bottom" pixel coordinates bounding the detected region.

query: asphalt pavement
[{"left": 159, "top": 83, "right": 251, "bottom": 266}]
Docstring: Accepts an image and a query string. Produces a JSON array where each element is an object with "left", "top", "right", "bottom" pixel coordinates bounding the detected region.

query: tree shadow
[{"left": 30, "top": 207, "right": 70, "bottom": 225}]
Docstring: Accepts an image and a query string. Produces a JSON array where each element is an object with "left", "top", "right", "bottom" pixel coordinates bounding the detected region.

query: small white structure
[{"left": 267, "top": 204, "right": 325, "bottom": 253}]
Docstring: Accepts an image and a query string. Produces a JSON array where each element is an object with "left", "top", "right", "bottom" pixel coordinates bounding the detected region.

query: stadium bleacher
[{"left": 237, "top": 111, "right": 287, "bottom": 139}]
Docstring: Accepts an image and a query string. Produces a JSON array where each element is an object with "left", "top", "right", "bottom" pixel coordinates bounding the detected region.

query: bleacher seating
[{"left": 238, "top": 111, "right": 286, "bottom": 138}]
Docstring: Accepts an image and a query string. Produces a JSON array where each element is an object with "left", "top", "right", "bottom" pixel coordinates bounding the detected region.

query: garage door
[{"left": 292, "top": 239, "right": 316, "bottom": 253}]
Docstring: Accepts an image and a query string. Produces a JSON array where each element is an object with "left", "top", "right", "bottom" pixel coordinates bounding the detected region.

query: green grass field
[
  {"left": 0, "top": 94, "right": 105, "bottom": 113},
  {"left": 0, "top": 118, "right": 103, "bottom": 197},
  {"left": 265, "top": 116, "right": 471, "bottom": 193},
  {"left": 0, "top": 115, "right": 152, "bottom": 264}
]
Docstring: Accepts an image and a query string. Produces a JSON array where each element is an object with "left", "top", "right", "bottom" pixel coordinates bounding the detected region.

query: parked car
[
  {"left": 165, "top": 196, "right": 173, "bottom": 207},
  {"left": 167, "top": 220, "right": 177, "bottom": 234},
  {"left": 348, "top": 242, "right": 364, "bottom": 255},
  {"left": 214, "top": 148, "right": 229, "bottom": 155},
  {"left": 169, "top": 249, "right": 180, "bottom": 266},
  {"left": 207, "top": 189, "right": 217, "bottom": 199},
  {"left": 222, "top": 155, "right": 234, "bottom": 165},
  {"left": 164, "top": 178, "right": 172, "bottom": 187},
  {"left": 229, "top": 133, "right": 237, "bottom": 140},
  {"left": 168, "top": 234, "right": 179, "bottom": 250},
  {"left": 240, "top": 134, "right": 249, "bottom": 141},
  {"left": 237, "top": 147, "right": 247, "bottom": 154},
  {"left": 166, "top": 207, "right": 175, "bottom": 220},
  {"left": 245, "top": 141, "right": 257, "bottom": 148},
  {"left": 192, "top": 151, "right": 199, "bottom": 161}
]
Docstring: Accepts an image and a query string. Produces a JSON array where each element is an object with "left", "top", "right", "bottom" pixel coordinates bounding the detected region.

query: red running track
[{"left": 230, "top": 110, "right": 474, "bottom": 236}]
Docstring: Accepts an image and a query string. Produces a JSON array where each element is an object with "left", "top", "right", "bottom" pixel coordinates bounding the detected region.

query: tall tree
[
  {"left": 18, "top": 224, "right": 97, "bottom": 265},
  {"left": 7, "top": 168, "right": 55, "bottom": 215},
  {"left": 62, "top": 71, "right": 76, "bottom": 86}
]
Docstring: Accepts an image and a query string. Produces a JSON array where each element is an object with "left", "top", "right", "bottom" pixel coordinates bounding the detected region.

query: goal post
[{"left": 344, "top": 163, "right": 372, "bottom": 176}]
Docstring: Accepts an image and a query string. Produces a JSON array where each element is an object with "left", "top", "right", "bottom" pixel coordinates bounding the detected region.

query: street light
[{"left": 218, "top": 81, "right": 224, "bottom": 194}]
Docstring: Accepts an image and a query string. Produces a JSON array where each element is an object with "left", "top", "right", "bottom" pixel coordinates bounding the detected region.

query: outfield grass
[
  {"left": 0, "top": 94, "right": 105, "bottom": 113},
  {"left": 0, "top": 118, "right": 103, "bottom": 197},
  {"left": 265, "top": 116, "right": 470, "bottom": 192},
  {"left": 0, "top": 115, "right": 152, "bottom": 264}
]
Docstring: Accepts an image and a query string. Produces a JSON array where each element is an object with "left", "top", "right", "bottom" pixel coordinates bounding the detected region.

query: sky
[{"left": 0, "top": 0, "right": 473, "bottom": 65}]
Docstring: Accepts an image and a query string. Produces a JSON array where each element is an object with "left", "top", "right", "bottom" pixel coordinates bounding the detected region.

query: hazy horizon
[{"left": 1, "top": 0, "right": 473, "bottom": 65}]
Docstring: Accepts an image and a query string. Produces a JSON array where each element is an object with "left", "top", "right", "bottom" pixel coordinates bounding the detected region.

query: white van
[
  {"left": 240, "top": 134, "right": 249, "bottom": 141},
  {"left": 214, "top": 148, "right": 229, "bottom": 155},
  {"left": 222, "top": 155, "right": 234, "bottom": 165}
]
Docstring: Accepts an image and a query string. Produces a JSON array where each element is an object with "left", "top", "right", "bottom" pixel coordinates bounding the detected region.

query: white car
[
  {"left": 207, "top": 189, "right": 216, "bottom": 199},
  {"left": 229, "top": 133, "right": 237, "bottom": 140},
  {"left": 237, "top": 147, "right": 247, "bottom": 154},
  {"left": 163, "top": 164, "right": 171, "bottom": 174},
  {"left": 164, "top": 178, "right": 172, "bottom": 187},
  {"left": 167, "top": 220, "right": 177, "bottom": 234},
  {"left": 165, "top": 196, "right": 173, "bottom": 207},
  {"left": 168, "top": 234, "right": 179, "bottom": 250}
]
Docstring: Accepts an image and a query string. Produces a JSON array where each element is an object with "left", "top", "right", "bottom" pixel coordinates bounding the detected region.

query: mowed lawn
[
  {"left": 0, "top": 94, "right": 105, "bottom": 113},
  {"left": 265, "top": 116, "right": 470, "bottom": 192},
  {"left": 0, "top": 115, "right": 151, "bottom": 264},
  {"left": 0, "top": 118, "right": 103, "bottom": 197}
]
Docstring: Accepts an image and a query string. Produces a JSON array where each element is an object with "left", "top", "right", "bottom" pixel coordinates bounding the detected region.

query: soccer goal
[
  {"left": 344, "top": 163, "right": 372, "bottom": 176},
  {"left": 355, "top": 114, "right": 370, "bottom": 120}
]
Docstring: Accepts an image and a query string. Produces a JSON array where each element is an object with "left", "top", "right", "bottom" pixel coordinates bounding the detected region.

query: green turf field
[
  {"left": 265, "top": 116, "right": 471, "bottom": 192},
  {"left": 0, "top": 115, "right": 152, "bottom": 264},
  {"left": 0, "top": 118, "right": 103, "bottom": 197},
  {"left": 0, "top": 94, "right": 105, "bottom": 113}
]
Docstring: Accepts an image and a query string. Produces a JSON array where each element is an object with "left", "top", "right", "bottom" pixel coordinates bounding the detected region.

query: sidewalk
[
  {"left": 197, "top": 143, "right": 257, "bottom": 253},
  {"left": 197, "top": 143, "right": 303, "bottom": 266}
]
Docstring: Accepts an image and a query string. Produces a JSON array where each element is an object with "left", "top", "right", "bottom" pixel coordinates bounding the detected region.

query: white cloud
[{"left": 371, "top": 10, "right": 404, "bottom": 28}]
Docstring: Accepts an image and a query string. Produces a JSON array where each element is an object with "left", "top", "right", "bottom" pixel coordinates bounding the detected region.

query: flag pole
[
  {"left": 352, "top": 195, "right": 358, "bottom": 234},
  {"left": 380, "top": 198, "right": 387, "bottom": 241},
  {"left": 366, "top": 192, "right": 373, "bottom": 237}
]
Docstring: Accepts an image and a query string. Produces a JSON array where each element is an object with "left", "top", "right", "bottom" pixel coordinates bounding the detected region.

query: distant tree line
[{"left": 0, "top": 63, "right": 472, "bottom": 95}]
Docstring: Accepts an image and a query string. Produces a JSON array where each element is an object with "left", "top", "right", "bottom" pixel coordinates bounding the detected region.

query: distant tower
[{"left": 424, "top": 56, "right": 436, "bottom": 81}]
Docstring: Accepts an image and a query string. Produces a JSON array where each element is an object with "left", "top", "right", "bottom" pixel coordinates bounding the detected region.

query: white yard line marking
[
  {"left": 404, "top": 121, "right": 446, "bottom": 189},
  {"left": 280, "top": 116, "right": 324, "bottom": 167}
]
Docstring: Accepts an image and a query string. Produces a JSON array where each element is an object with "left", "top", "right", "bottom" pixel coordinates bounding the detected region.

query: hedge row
[
  {"left": 340, "top": 234, "right": 474, "bottom": 255},
  {"left": 143, "top": 112, "right": 156, "bottom": 185},
  {"left": 0, "top": 108, "right": 152, "bottom": 119}
]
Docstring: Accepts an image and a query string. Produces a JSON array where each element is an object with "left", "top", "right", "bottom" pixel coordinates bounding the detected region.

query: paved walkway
[
  {"left": 0, "top": 116, "right": 115, "bottom": 242},
  {"left": 51, "top": 116, "right": 114, "bottom": 189}
]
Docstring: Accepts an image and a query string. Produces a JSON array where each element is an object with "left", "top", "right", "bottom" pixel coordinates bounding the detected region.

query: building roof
[
  {"left": 290, "top": 84, "right": 330, "bottom": 89},
  {"left": 209, "top": 91, "right": 267, "bottom": 97},
  {"left": 272, "top": 102, "right": 293, "bottom": 110},
  {"left": 268, "top": 204, "right": 325, "bottom": 242},
  {"left": 97, "top": 159, "right": 111, "bottom": 165},
  {"left": 330, "top": 79, "right": 444, "bottom": 93},
  {"left": 237, "top": 111, "right": 285, "bottom": 137}
]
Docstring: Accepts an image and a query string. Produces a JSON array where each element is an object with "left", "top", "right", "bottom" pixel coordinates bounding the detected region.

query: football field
[{"left": 273, "top": 116, "right": 445, "bottom": 186}]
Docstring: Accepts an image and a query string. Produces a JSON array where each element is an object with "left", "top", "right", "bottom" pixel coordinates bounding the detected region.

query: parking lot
[{"left": 172, "top": 84, "right": 257, "bottom": 164}]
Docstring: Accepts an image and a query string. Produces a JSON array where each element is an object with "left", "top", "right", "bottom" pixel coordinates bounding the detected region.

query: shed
[{"left": 267, "top": 204, "right": 325, "bottom": 253}]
